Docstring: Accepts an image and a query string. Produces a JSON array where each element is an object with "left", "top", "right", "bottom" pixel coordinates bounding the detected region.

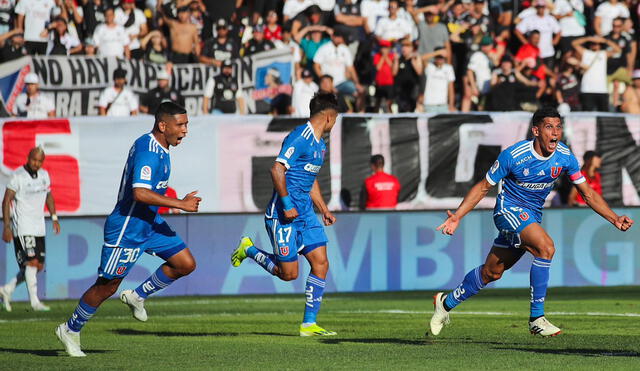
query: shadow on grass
[
  {"left": 0, "top": 347, "right": 113, "bottom": 357},
  {"left": 494, "top": 347, "right": 640, "bottom": 358},
  {"left": 319, "top": 338, "right": 429, "bottom": 346},
  {"left": 112, "top": 329, "right": 239, "bottom": 337},
  {"left": 250, "top": 332, "right": 298, "bottom": 337}
]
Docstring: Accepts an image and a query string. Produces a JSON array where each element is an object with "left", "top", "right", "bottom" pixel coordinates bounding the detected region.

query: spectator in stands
[
  {"left": 82, "top": 0, "right": 105, "bottom": 38},
  {"left": 361, "top": 0, "right": 390, "bottom": 32},
  {"left": 164, "top": 6, "right": 201, "bottom": 63},
  {"left": 264, "top": 10, "right": 282, "bottom": 41},
  {"left": 606, "top": 17, "right": 636, "bottom": 109},
  {"left": 15, "top": 0, "right": 56, "bottom": 55},
  {"left": 556, "top": 62, "right": 582, "bottom": 112},
  {"left": 514, "top": 30, "right": 547, "bottom": 83},
  {"left": 93, "top": 7, "right": 131, "bottom": 59},
  {"left": 421, "top": 47, "right": 456, "bottom": 113},
  {"left": 595, "top": 0, "right": 630, "bottom": 36},
  {"left": 393, "top": 39, "right": 422, "bottom": 112},
  {"left": 140, "top": 70, "right": 184, "bottom": 114},
  {"left": 0, "top": 29, "right": 27, "bottom": 63},
  {"left": 359, "top": 154, "right": 401, "bottom": 210},
  {"left": 374, "top": 0, "right": 412, "bottom": 42},
  {"left": 515, "top": 0, "right": 561, "bottom": 68},
  {"left": 283, "top": 0, "right": 313, "bottom": 23},
  {"left": 516, "top": 61, "right": 545, "bottom": 111},
  {"left": 13, "top": 73, "right": 55, "bottom": 118},
  {"left": 621, "top": 70, "right": 640, "bottom": 113},
  {"left": 295, "top": 25, "right": 330, "bottom": 73},
  {"left": 83, "top": 37, "right": 96, "bottom": 55},
  {"left": 203, "top": 59, "right": 244, "bottom": 114},
  {"left": 572, "top": 36, "right": 621, "bottom": 111},
  {"left": 251, "top": 0, "right": 280, "bottom": 25},
  {"left": 42, "top": 16, "right": 82, "bottom": 55},
  {"left": 318, "top": 74, "right": 350, "bottom": 112},
  {"left": 115, "top": 0, "right": 148, "bottom": 60},
  {"left": 141, "top": 30, "right": 170, "bottom": 64},
  {"left": 374, "top": 39, "right": 395, "bottom": 112},
  {"left": 462, "top": 35, "right": 493, "bottom": 111},
  {"left": 158, "top": 186, "right": 181, "bottom": 214},
  {"left": 568, "top": 151, "right": 603, "bottom": 206},
  {"left": 292, "top": 69, "right": 318, "bottom": 117},
  {"left": 412, "top": 7, "right": 451, "bottom": 62},
  {"left": 334, "top": 0, "right": 369, "bottom": 43},
  {"left": 466, "top": 0, "right": 492, "bottom": 35},
  {"left": 0, "top": 0, "right": 14, "bottom": 35},
  {"left": 487, "top": 58, "right": 522, "bottom": 111},
  {"left": 98, "top": 68, "right": 138, "bottom": 116},
  {"left": 291, "top": 4, "right": 325, "bottom": 39},
  {"left": 314, "top": 30, "right": 362, "bottom": 100},
  {"left": 552, "top": 0, "right": 586, "bottom": 55},
  {"left": 200, "top": 18, "right": 239, "bottom": 67},
  {"left": 189, "top": 1, "right": 213, "bottom": 42},
  {"left": 243, "top": 24, "right": 275, "bottom": 56},
  {"left": 61, "top": 0, "right": 84, "bottom": 42}
]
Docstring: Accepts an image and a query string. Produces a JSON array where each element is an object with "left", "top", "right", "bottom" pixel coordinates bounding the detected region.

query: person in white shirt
[
  {"left": 13, "top": 73, "right": 56, "bottom": 118},
  {"left": 374, "top": 0, "right": 412, "bottom": 41},
  {"left": 552, "top": 0, "right": 586, "bottom": 54},
  {"left": 14, "top": 0, "right": 56, "bottom": 55},
  {"left": 462, "top": 36, "right": 493, "bottom": 112},
  {"left": 594, "top": 0, "right": 630, "bottom": 36},
  {"left": 313, "top": 31, "right": 363, "bottom": 97},
  {"left": 115, "top": 0, "right": 148, "bottom": 59},
  {"left": 292, "top": 69, "right": 319, "bottom": 116},
  {"left": 572, "top": 35, "right": 621, "bottom": 111},
  {"left": 93, "top": 7, "right": 130, "bottom": 59},
  {"left": 361, "top": 0, "right": 389, "bottom": 33},
  {"left": 283, "top": 0, "right": 314, "bottom": 22},
  {"left": 421, "top": 47, "right": 456, "bottom": 113},
  {"left": 98, "top": 68, "right": 138, "bottom": 116},
  {"left": 1, "top": 147, "right": 60, "bottom": 312},
  {"left": 515, "top": 0, "right": 561, "bottom": 67}
]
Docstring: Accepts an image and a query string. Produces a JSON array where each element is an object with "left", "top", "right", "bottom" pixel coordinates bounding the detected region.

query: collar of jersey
[
  {"left": 148, "top": 133, "right": 169, "bottom": 153},
  {"left": 306, "top": 122, "right": 320, "bottom": 143},
  {"left": 529, "top": 140, "right": 554, "bottom": 161}
]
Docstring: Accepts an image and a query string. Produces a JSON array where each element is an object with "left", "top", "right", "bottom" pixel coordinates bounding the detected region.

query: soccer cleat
[
  {"left": 429, "top": 292, "right": 450, "bottom": 336},
  {"left": 31, "top": 302, "right": 51, "bottom": 311},
  {"left": 0, "top": 286, "right": 12, "bottom": 312},
  {"left": 529, "top": 316, "right": 561, "bottom": 337},
  {"left": 299, "top": 324, "right": 337, "bottom": 336},
  {"left": 231, "top": 237, "right": 254, "bottom": 267},
  {"left": 120, "top": 290, "right": 148, "bottom": 322},
  {"left": 55, "top": 323, "right": 86, "bottom": 357}
]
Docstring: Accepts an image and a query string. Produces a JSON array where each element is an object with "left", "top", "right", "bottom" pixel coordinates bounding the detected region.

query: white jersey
[
  {"left": 12, "top": 92, "right": 55, "bottom": 118},
  {"left": 6, "top": 166, "right": 51, "bottom": 237}
]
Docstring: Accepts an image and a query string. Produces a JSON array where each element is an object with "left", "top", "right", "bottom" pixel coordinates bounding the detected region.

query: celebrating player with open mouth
[
  {"left": 55, "top": 102, "right": 202, "bottom": 357},
  {"left": 231, "top": 92, "right": 339, "bottom": 336},
  {"left": 432, "top": 107, "right": 633, "bottom": 337}
]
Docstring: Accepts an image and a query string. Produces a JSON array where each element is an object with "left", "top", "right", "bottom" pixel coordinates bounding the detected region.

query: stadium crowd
[{"left": 2, "top": 0, "right": 640, "bottom": 116}]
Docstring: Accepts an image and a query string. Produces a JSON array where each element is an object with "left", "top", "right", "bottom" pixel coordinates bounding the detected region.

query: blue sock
[
  {"left": 134, "top": 266, "right": 175, "bottom": 299},
  {"left": 444, "top": 265, "right": 486, "bottom": 311},
  {"left": 67, "top": 299, "right": 97, "bottom": 333},
  {"left": 530, "top": 257, "right": 552, "bottom": 319},
  {"left": 302, "top": 274, "right": 325, "bottom": 324},
  {"left": 246, "top": 245, "right": 276, "bottom": 275}
]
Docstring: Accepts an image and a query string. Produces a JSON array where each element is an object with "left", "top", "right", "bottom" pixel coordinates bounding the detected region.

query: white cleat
[
  {"left": 120, "top": 290, "right": 148, "bottom": 322},
  {"left": 529, "top": 316, "right": 562, "bottom": 337},
  {"left": 429, "top": 292, "right": 450, "bottom": 336},
  {"left": 0, "top": 286, "right": 12, "bottom": 312},
  {"left": 32, "top": 302, "right": 51, "bottom": 311},
  {"left": 55, "top": 323, "right": 86, "bottom": 357}
]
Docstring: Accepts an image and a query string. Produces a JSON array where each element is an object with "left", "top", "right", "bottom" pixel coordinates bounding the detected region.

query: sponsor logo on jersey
[
  {"left": 523, "top": 168, "right": 529, "bottom": 176},
  {"left": 515, "top": 181, "right": 555, "bottom": 190},
  {"left": 279, "top": 246, "right": 290, "bottom": 256},
  {"left": 284, "top": 146, "right": 295, "bottom": 159},
  {"left": 490, "top": 160, "right": 500, "bottom": 174},
  {"left": 156, "top": 180, "right": 169, "bottom": 189},
  {"left": 140, "top": 165, "right": 152, "bottom": 181},
  {"left": 519, "top": 212, "right": 529, "bottom": 221},
  {"left": 551, "top": 166, "right": 563, "bottom": 178},
  {"left": 117, "top": 266, "right": 126, "bottom": 275},
  {"left": 515, "top": 155, "right": 532, "bottom": 165},
  {"left": 304, "top": 163, "right": 321, "bottom": 173}
]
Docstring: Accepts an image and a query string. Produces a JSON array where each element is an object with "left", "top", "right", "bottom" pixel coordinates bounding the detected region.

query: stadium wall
[{"left": 1, "top": 209, "right": 638, "bottom": 301}]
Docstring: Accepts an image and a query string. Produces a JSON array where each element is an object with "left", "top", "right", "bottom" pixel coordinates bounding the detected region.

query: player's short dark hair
[
  {"left": 155, "top": 101, "right": 187, "bottom": 124},
  {"left": 531, "top": 106, "right": 562, "bottom": 127},
  {"left": 583, "top": 150, "right": 601, "bottom": 162},
  {"left": 309, "top": 92, "right": 339, "bottom": 117},
  {"left": 370, "top": 154, "right": 385, "bottom": 168}
]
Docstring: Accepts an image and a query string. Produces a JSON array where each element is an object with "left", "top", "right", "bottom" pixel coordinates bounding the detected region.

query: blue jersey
[
  {"left": 104, "top": 133, "right": 171, "bottom": 248},
  {"left": 486, "top": 140, "right": 585, "bottom": 214},
  {"left": 266, "top": 122, "right": 326, "bottom": 219}
]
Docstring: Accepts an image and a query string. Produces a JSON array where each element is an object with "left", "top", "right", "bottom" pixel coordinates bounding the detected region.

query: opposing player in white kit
[{"left": 1, "top": 147, "right": 60, "bottom": 312}]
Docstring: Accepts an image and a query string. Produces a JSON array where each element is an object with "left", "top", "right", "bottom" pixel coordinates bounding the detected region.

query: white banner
[{"left": 1, "top": 112, "right": 640, "bottom": 215}]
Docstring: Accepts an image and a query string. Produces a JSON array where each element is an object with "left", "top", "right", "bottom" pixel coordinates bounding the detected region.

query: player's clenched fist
[
  {"left": 322, "top": 211, "right": 336, "bottom": 226},
  {"left": 615, "top": 215, "right": 634, "bottom": 231},
  {"left": 284, "top": 208, "right": 299, "bottom": 221},
  {"left": 181, "top": 190, "right": 202, "bottom": 212}
]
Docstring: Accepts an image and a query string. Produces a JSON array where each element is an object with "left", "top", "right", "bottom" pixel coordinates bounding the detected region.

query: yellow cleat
[
  {"left": 231, "top": 237, "right": 254, "bottom": 267},
  {"left": 299, "top": 324, "right": 337, "bottom": 337}
]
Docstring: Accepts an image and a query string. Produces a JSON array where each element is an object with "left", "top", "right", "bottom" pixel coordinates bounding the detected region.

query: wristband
[
  {"left": 280, "top": 195, "right": 294, "bottom": 211},
  {"left": 51, "top": 215, "right": 58, "bottom": 222}
]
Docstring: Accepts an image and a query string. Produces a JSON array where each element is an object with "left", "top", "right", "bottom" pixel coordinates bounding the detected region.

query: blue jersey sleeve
[
  {"left": 486, "top": 149, "right": 512, "bottom": 185},
  {"left": 132, "top": 149, "right": 161, "bottom": 190},
  {"left": 275, "top": 134, "right": 307, "bottom": 169},
  {"left": 566, "top": 153, "right": 586, "bottom": 184}
]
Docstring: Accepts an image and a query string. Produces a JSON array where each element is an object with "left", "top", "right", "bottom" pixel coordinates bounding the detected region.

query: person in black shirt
[
  {"left": 203, "top": 59, "right": 243, "bottom": 114},
  {"left": 0, "top": 29, "right": 27, "bottom": 63},
  {"left": 199, "top": 18, "right": 239, "bottom": 67},
  {"left": 393, "top": 39, "right": 422, "bottom": 112},
  {"left": 242, "top": 24, "right": 275, "bottom": 56},
  {"left": 140, "top": 70, "right": 184, "bottom": 115},
  {"left": 606, "top": 17, "right": 636, "bottom": 108},
  {"left": 82, "top": 0, "right": 105, "bottom": 38},
  {"left": 487, "top": 58, "right": 521, "bottom": 111}
]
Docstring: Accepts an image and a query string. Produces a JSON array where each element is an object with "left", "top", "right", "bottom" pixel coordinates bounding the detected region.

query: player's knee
[
  {"left": 101, "top": 280, "right": 121, "bottom": 297},
  {"left": 280, "top": 271, "right": 298, "bottom": 281},
  {"left": 312, "top": 259, "right": 329, "bottom": 276},
  {"left": 537, "top": 239, "right": 555, "bottom": 259},
  {"left": 176, "top": 260, "right": 196, "bottom": 276},
  {"left": 481, "top": 265, "right": 504, "bottom": 283}
]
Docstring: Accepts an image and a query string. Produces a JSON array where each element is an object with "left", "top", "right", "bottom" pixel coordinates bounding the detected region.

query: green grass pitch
[{"left": 0, "top": 286, "right": 638, "bottom": 370}]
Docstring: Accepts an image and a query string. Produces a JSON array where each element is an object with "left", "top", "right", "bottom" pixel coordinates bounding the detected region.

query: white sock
[
  {"left": 25, "top": 266, "right": 40, "bottom": 306},
  {"left": 4, "top": 268, "right": 25, "bottom": 295}
]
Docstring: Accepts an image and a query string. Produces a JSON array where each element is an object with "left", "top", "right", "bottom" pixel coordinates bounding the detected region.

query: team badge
[
  {"left": 519, "top": 212, "right": 530, "bottom": 221},
  {"left": 550, "top": 166, "right": 563, "bottom": 178},
  {"left": 117, "top": 266, "right": 127, "bottom": 275},
  {"left": 523, "top": 168, "right": 529, "bottom": 176},
  {"left": 279, "top": 246, "right": 290, "bottom": 256}
]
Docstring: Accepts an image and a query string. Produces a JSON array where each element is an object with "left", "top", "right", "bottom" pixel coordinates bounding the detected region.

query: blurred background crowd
[{"left": 2, "top": 0, "right": 640, "bottom": 116}]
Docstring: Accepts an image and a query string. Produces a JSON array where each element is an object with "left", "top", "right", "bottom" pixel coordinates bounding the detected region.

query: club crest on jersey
[
  {"left": 284, "top": 147, "right": 295, "bottom": 159},
  {"left": 279, "top": 246, "right": 290, "bottom": 256},
  {"left": 117, "top": 266, "right": 126, "bottom": 275},
  {"left": 519, "top": 212, "right": 530, "bottom": 221},
  {"left": 140, "top": 165, "right": 152, "bottom": 180},
  {"left": 551, "top": 166, "right": 563, "bottom": 178},
  {"left": 523, "top": 168, "right": 529, "bottom": 176}
]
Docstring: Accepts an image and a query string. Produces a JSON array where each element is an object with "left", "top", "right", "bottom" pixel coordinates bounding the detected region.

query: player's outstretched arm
[
  {"left": 575, "top": 182, "right": 634, "bottom": 231},
  {"left": 436, "top": 178, "right": 493, "bottom": 235},
  {"left": 270, "top": 162, "right": 298, "bottom": 220},
  {"left": 310, "top": 179, "right": 335, "bottom": 226},
  {"left": 132, "top": 188, "right": 201, "bottom": 212},
  {"left": 2, "top": 188, "right": 15, "bottom": 242}
]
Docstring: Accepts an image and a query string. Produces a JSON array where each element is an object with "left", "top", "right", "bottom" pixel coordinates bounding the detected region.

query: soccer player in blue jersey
[
  {"left": 55, "top": 102, "right": 202, "bottom": 357},
  {"left": 231, "top": 92, "right": 339, "bottom": 336},
  {"left": 431, "top": 107, "right": 633, "bottom": 337}
]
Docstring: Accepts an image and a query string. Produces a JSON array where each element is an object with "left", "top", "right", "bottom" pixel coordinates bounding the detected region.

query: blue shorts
[
  {"left": 98, "top": 220, "right": 186, "bottom": 279},
  {"left": 493, "top": 205, "right": 541, "bottom": 249},
  {"left": 264, "top": 214, "right": 327, "bottom": 263}
]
